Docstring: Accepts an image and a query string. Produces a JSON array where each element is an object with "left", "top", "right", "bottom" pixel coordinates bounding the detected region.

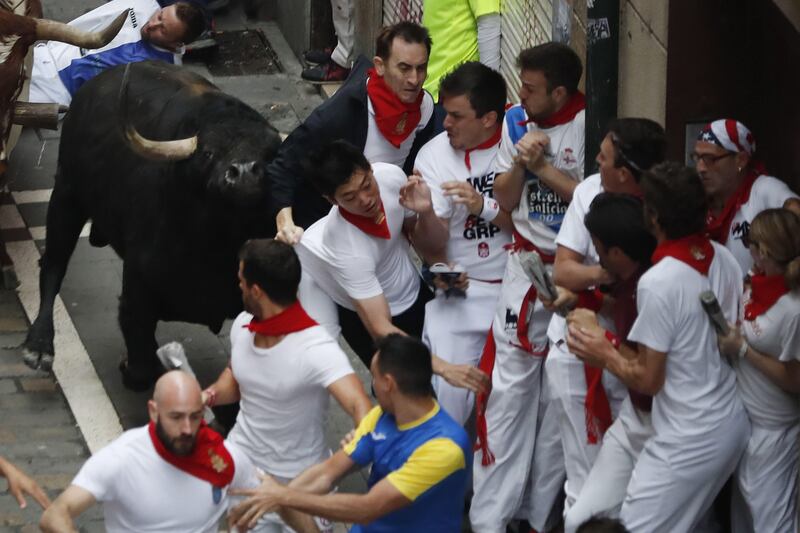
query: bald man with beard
[{"left": 40, "top": 371, "right": 316, "bottom": 533}]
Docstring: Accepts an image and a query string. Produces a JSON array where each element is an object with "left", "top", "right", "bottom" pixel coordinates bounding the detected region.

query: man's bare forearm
[
  {"left": 493, "top": 167, "right": 524, "bottom": 212},
  {"left": 207, "top": 366, "right": 240, "bottom": 405},
  {"left": 536, "top": 164, "right": 577, "bottom": 202}
]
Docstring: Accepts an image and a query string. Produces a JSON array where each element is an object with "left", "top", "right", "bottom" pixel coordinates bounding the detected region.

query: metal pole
[{"left": 585, "top": 0, "right": 619, "bottom": 177}]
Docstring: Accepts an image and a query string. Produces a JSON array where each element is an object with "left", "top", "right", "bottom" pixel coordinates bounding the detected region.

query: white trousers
[
  {"left": 545, "top": 341, "right": 627, "bottom": 509},
  {"left": 737, "top": 422, "right": 800, "bottom": 533},
  {"left": 469, "top": 252, "right": 563, "bottom": 533},
  {"left": 564, "top": 398, "right": 653, "bottom": 533},
  {"left": 620, "top": 406, "right": 750, "bottom": 533},
  {"left": 424, "top": 279, "right": 501, "bottom": 425},
  {"left": 330, "top": 0, "right": 354, "bottom": 67}
]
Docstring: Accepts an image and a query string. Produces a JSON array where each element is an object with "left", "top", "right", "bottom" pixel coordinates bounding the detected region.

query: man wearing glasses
[{"left": 693, "top": 119, "right": 800, "bottom": 275}]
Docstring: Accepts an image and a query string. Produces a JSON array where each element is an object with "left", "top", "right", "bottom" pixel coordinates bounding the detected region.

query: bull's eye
[{"left": 202, "top": 150, "right": 214, "bottom": 161}]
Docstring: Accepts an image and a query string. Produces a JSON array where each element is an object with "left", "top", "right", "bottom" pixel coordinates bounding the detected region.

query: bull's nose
[{"left": 224, "top": 162, "right": 257, "bottom": 184}]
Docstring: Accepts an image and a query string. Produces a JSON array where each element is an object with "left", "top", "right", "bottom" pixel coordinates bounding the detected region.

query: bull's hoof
[
  {"left": 119, "top": 359, "right": 162, "bottom": 392},
  {"left": 22, "top": 347, "right": 53, "bottom": 372},
  {"left": 39, "top": 354, "right": 55, "bottom": 372}
]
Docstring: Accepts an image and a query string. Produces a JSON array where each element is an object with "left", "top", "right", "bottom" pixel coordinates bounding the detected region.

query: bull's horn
[
  {"left": 124, "top": 126, "right": 198, "bottom": 161},
  {"left": 35, "top": 9, "right": 128, "bottom": 48}
]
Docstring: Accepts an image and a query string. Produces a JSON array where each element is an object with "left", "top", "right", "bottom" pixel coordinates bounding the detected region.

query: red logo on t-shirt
[{"left": 478, "top": 241, "right": 489, "bottom": 258}]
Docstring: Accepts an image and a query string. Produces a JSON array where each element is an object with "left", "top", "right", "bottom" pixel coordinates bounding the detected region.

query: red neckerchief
[
  {"left": 244, "top": 301, "right": 318, "bottom": 336},
  {"left": 651, "top": 234, "right": 714, "bottom": 275},
  {"left": 339, "top": 202, "right": 391, "bottom": 239},
  {"left": 148, "top": 421, "right": 234, "bottom": 488},
  {"left": 464, "top": 125, "right": 502, "bottom": 172},
  {"left": 517, "top": 91, "right": 586, "bottom": 129},
  {"left": 706, "top": 169, "right": 760, "bottom": 244},
  {"left": 366, "top": 68, "right": 423, "bottom": 148},
  {"left": 610, "top": 269, "right": 653, "bottom": 413},
  {"left": 744, "top": 274, "right": 789, "bottom": 321}
]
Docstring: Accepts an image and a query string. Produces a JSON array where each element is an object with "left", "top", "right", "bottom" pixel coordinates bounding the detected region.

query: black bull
[{"left": 23, "top": 61, "right": 282, "bottom": 390}]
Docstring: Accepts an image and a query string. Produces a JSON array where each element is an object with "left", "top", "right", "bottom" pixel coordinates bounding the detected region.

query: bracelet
[
  {"left": 604, "top": 330, "right": 621, "bottom": 349},
  {"left": 202, "top": 387, "right": 217, "bottom": 407},
  {"left": 737, "top": 341, "right": 749, "bottom": 360},
  {"left": 479, "top": 196, "right": 500, "bottom": 221}
]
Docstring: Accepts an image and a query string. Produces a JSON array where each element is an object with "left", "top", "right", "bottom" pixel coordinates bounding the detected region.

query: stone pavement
[{"left": 0, "top": 288, "right": 103, "bottom": 531}]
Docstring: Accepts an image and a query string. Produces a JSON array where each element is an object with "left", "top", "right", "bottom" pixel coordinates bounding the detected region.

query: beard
[{"left": 155, "top": 418, "right": 196, "bottom": 457}]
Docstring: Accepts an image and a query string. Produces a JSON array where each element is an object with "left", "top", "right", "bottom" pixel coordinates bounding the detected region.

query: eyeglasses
[{"left": 690, "top": 152, "right": 735, "bottom": 166}]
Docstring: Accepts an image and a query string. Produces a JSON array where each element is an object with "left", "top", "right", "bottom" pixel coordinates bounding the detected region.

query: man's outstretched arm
[{"left": 40, "top": 485, "right": 96, "bottom": 533}]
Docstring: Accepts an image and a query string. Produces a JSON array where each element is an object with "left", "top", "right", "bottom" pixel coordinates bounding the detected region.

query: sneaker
[
  {"left": 301, "top": 60, "right": 350, "bottom": 83},
  {"left": 303, "top": 47, "right": 333, "bottom": 65}
]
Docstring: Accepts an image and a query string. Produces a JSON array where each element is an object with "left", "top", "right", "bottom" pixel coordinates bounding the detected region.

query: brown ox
[{"left": 0, "top": 0, "right": 126, "bottom": 285}]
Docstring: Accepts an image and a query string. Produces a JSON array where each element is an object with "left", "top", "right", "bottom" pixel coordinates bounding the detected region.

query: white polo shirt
[
  {"left": 738, "top": 290, "right": 800, "bottom": 428},
  {"left": 364, "top": 86, "right": 434, "bottom": 168},
  {"left": 297, "top": 162, "right": 421, "bottom": 314},
  {"left": 72, "top": 426, "right": 257, "bottom": 533},
  {"left": 628, "top": 241, "right": 743, "bottom": 440},
  {"left": 415, "top": 130, "right": 511, "bottom": 280},
  {"left": 226, "top": 312, "right": 355, "bottom": 478},
  {"left": 495, "top": 104, "right": 585, "bottom": 254},
  {"left": 725, "top": 175, "right": 798, "bottom": 274}
]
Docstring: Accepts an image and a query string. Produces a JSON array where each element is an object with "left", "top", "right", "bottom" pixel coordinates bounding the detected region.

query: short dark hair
[
  {"left": 640, "top": 162, "right": 708, "bottom": 240},
  {"left": 606, "top": 118, "right": 668, "bottom": 181},
  {"left": 576, "top": 517, "right": 630, "bottom": 533},
  {"left": 584, "top": 193, "right": 657, "bottom": 266},
  {"left": 173, "top": 2, "right": 206, "bottom": 44},
  {"left": 375, "top": 334, "right": 433, "bottom": 398},
  {"left": 307, "top": 140, "right": 371, "bottom": 198},
  {"left": 517, "top": 42, "right": 582, "bottom": 94},
  {"left": 375, "top": 21, "right": 432, "bottom": 61},
  {"left": 439, "top": 62, "right": 506, "bottom": 122},
  {"left": 238, "top": 239, "right": 301, "bottom": 306}
]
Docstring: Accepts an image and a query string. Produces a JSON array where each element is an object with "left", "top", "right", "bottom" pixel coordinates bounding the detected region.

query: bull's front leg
[{"left": 117, "top": 264, "right": 164, "bottom": 391}]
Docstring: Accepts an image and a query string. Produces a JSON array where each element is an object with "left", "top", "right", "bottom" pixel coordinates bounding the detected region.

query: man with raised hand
[
  {"left": 295, "top": 140, "right": 488, "bottom": 396},
  {"left": 470, "top": 41, "right": 585, "bottom": 533},
  {"left": 407, "top": 61, "right": 511, "bottom": 425}
]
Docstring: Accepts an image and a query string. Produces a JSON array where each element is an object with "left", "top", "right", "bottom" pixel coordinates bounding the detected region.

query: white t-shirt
[
  {"left": 737, "top": 290, "right": 800, "bottom": 428},
  {"left": 297, "top": 162, "right": 421, "bottom": 314},
  {"left": 226, "top": 312, "right": 355, "bottom": 478},
  {"left": 547, "top": 173, "right": 603, "bottom": 344},
  {"left": 72, "top": 426, "right": 257, "bottom": 533},
  {"left": 725, "top": 175, "right": 798, "bottom": 274},
  {"left": 495, "top": 104, "right": 585, "bottom": 253},
  {"left": 364, "top": 86, "right": 434, "bottom": 168},
  {"left": 628, "top": 241, "right": 743, "bottom": 440},
  {"left": 414, "top": 130, "right": 511, "bottom": 280}
]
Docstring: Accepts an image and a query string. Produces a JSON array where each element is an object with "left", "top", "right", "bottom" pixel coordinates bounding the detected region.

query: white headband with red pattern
[{"left": 697, "top": 119, "right": 756, "bottom": 155}]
